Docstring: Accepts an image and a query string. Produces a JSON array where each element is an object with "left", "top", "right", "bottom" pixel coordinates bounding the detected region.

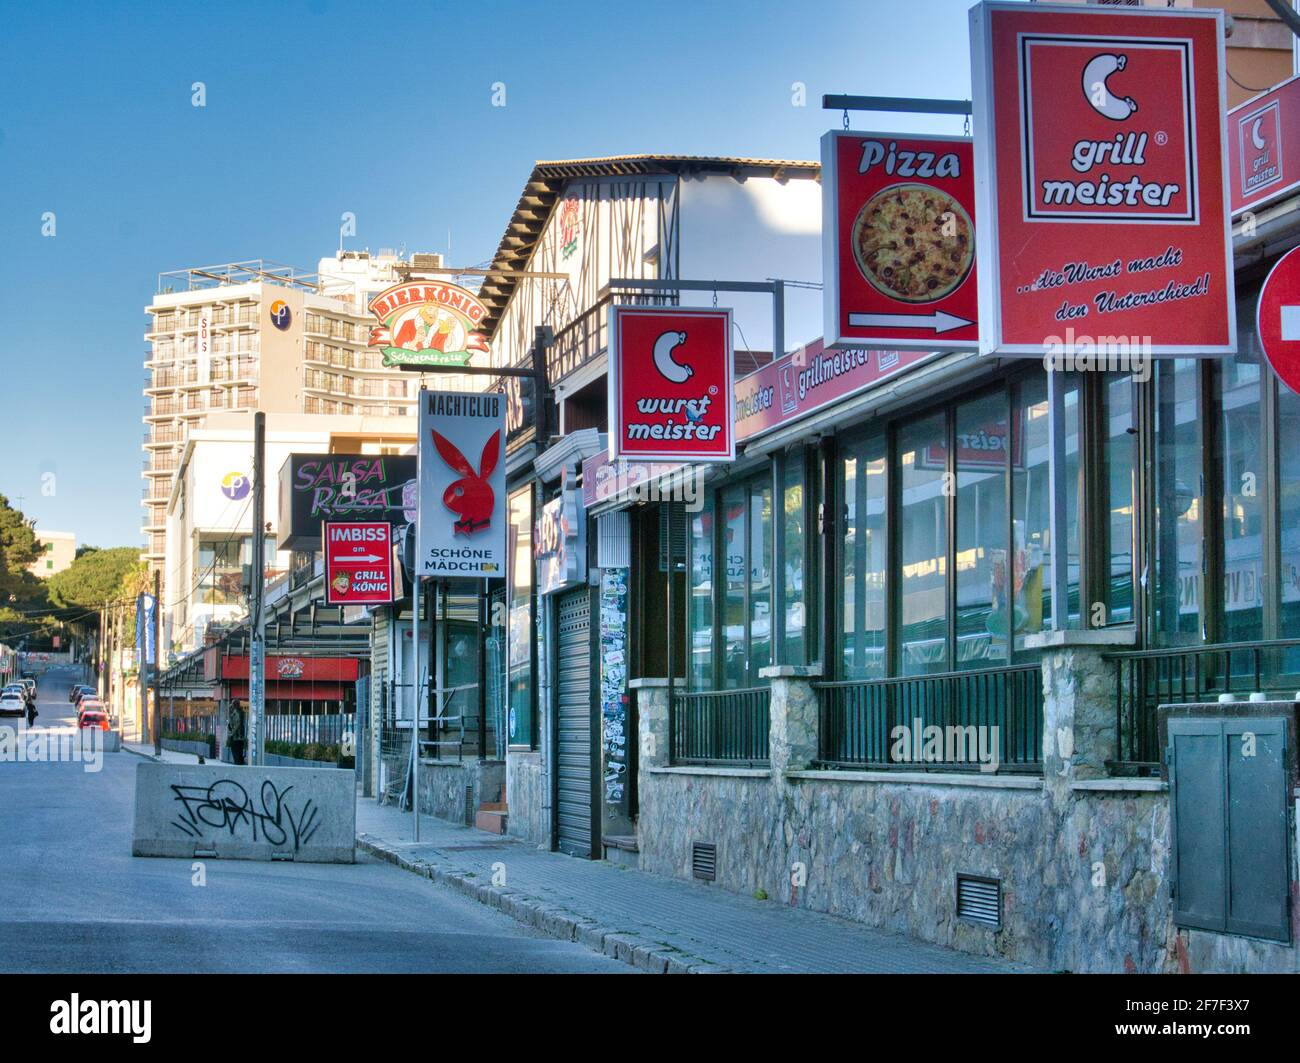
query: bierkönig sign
[{"left": 969, "top": 1, "right": 1235, "bottom": 356}]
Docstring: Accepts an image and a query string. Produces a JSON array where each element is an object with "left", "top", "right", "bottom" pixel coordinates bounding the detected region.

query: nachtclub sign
[
  {"left": 969, "top": 1, "right": 1234, "bottom": 356},
  {"left": 277, "top": 454, "right": 416, "bottom": 553},
  {"left": 323, "top": 521, "right": 394, "bottom": 605},
  {"left": 608, "top": 306, "right": 735, "bottom": 463},
  {"left": 416, "top": 390, "right": 506, "bottom": 578},
  {"left": 822, "top": 131, "right": 978, "bottom": 349}
]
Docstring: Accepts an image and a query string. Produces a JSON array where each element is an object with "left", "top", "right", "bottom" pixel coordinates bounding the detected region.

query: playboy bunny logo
[{"left": 431, "top": 428, "right": 501, "bottom": 534}]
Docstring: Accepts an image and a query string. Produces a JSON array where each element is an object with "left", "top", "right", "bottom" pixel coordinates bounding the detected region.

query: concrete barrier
[{"left": 132, "top": 761, "right": 355, "bottom": 863}]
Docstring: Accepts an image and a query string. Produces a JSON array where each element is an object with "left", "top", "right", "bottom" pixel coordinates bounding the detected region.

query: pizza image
[{"left": 852, "top": 183, "right": 974, "bottom": 303}]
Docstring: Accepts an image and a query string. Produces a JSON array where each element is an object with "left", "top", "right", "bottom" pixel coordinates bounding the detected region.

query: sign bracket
[{"left": 822, "top": 93, "right": 973, "bottom": 117}]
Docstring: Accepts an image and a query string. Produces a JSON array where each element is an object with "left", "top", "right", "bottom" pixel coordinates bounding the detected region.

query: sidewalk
[
  {"left": 121, "top": 740, "right": 200, "bottom": 764},
  {"left": 356, "top": 798, "right": 1036, "bottom": 974}
]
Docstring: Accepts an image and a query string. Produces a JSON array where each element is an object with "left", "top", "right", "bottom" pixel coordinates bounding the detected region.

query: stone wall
[
  {"left": 506, "top": 750, "right": 549, "bottom": 845},
  {"left": 632, "top": 640, "right": 1300, "bottom": 974},
  {"left": 416, "top": 759, "right": 506, "bottom": 826}
]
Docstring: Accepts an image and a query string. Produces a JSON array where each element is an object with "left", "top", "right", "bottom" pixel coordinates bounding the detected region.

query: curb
[{"left": 356, "top": 833, "right": 731, "bottom": 974}]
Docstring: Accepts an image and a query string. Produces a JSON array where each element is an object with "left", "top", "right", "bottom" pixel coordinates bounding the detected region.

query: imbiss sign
[
  {"left": 969, "top": 1, "right": 1234, "bottom": 357},
  {"left": 323, "top": 522, "right": 393, "bottom": 605}
]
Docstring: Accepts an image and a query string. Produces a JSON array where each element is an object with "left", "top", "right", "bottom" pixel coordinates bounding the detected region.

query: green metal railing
[
  {"left": 1105, "top": 638, "right": 1300, "bottom": 769},
  {"left": 813, "top": 665, "right": 1043, "bottom": 773},
  {"left": 671, "top": 686, "right": 770, "bottom": 766}
]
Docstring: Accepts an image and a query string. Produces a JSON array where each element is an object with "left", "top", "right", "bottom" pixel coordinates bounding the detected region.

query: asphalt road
[{"left": 0, "top": 665, "right": 632, "bottom": 973}]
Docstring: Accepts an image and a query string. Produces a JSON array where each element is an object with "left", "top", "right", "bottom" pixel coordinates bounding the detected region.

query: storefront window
[
  {"left": 781, "top": 455, "right": 807, "bottom": 666},
  {"left": 688, "top": 497, "right": 714, "bottom": 689},
  {"left": 686, "top": 474, "right": 774, "bottom": 690},
  {"left": 1011, "top": 373, "right": 1079, "bottom": 650},
  {"left": 899, "top": 414, "right": 948, "bottom": 675},
  {"left": 507, "top": 486, "right": 534, "bottom": 748},
  {"left": 1279, "top": 383, "right": 1300, "bottom": 673},
  {"left": 1100, "top": 375, "right": 1136, "bottom": 626},
  {"left": 748, "top": 479, "right": 773, "bottom": 680},
  {"left": 1153, "top": 359, "right": 1203, "bottom": 645},
  {"left": 955, "top": 393, "right": 1009, "bottom": 667},
  {"left": 841, "top": 433, "right": 887, "bottom": 680},
  {"left": 1218, "top": 353, "right": 1265, "bottom": 644}
]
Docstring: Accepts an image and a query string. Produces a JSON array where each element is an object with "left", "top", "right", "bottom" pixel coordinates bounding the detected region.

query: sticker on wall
[{"left": 600, "top": 567, "right": 630, "bottom": 808}]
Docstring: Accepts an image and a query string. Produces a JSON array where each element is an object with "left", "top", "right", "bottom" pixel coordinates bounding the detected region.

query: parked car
[
  {"left": 69, "top": 684, "right": 96, "bottom": 703},
  {"left": 19, "top": 678, "right": 36, "bottom": 702},
  {"left": 73, "top": 687, "right": 96, "bottom": 706},
  {"left": 0, "top": 692, "right": 24, "bottom": 716},
  {"left": 76, "top": 698, "right": 106, "bottom": 724},
  {"left": 78, "top": 708, "right": 109, "bottom": 731}
]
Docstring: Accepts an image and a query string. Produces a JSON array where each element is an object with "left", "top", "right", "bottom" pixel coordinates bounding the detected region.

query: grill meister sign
[
  {"left": 822, "top": 131, "right": 978, "bottom": 349},
  {"left": 969, "top": 1, "right": 1234, "bottom": 357},
  {"left": 608, "top": 306, "right": 735, "bottom": 463},
  {"left": 1229, "top": 73, "right": 1300, "bottom": 217}
]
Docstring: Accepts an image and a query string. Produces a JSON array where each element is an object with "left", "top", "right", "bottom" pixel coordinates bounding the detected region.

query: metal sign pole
[
  {"left": 249, "top": 411, "right": 266, "bottom": 765},
  {"left": 411, "top": 574, "right": 421, "bottom": 841}
]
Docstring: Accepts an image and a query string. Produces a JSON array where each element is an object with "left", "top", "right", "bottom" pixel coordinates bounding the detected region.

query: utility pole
[
  {"left": 249, "top": 411, "right": 266, "bottom": 766},
  {"left": 152, "top": 570, "right": 162, "bottom": 757}
]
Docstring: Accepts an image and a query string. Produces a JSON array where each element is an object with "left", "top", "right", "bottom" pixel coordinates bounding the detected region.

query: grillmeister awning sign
[
  {"left": 969, "top": 1, "right": 1234, "bottom": 357},
  {"left": 416, "top": 390, "right": 506, "bottom": 578}
]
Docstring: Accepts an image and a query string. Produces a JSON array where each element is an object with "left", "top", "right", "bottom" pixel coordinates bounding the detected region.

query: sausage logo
[
  {"left": 1020, "top": 35, "right": 1196, "bottom": 223},
  {"left": 609, "top": 307, "right": 735, "bottom": 463}
]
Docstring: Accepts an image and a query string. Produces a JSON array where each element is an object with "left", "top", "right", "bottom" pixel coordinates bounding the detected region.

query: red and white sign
[
  {"left": 822, "top": 131, "right": 978, "bottom": 348},
  {"left": 324, "top": 521, "right": 394, "bottom": 605},
  {"left": 1257, "top": 246, "right": 1300, "bottom": 396},
  {"left": 970, "top": 1, "right": 1235, "bottom": 356},
  {"left": 608, "top": 306, "right": 735, "bottom": 462},
  {"left": 1229, "top": 73, "right": 1300, "bottom": 217}
]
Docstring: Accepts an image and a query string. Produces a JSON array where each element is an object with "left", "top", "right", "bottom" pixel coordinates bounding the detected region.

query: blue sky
[{"left": 0, "top": 0, "right": 985, "bottom": 549}]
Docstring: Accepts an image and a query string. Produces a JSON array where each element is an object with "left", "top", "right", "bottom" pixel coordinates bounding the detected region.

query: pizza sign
[
  {"left": 822, "top": 131, "right": 978, "bottom": 349},
  {"left": 324, "top": 521, "right": 394, "bottom": 605},
  {"left": 970, "top": 1, "right": 1234, "bottom": 357},
  {"left": 608, "top": 306, "right": 735, "bottom": 463}
]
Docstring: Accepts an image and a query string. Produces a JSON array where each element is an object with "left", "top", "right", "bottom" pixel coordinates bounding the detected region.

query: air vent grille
[
  {"left": 464, "top": 785, "right": 475, "bottom": 826},
  {"left": 691, "top": 841, "right": 717, "bottom": 882},
  {"left": 957, "top": 874, "right": 1001, "bottom": 928}
]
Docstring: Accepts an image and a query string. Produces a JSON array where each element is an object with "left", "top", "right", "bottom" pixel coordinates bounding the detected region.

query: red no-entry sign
[{"left": 1257, "top": 246, "right": 1300, "bottom": 396}]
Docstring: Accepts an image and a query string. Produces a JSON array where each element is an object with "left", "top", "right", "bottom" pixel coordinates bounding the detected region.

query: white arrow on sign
[
  {"left": 341, "top": 553, "right": 387, "bottom": 563},
  {"left": 1283, "top": 305, "right": 1300, "bottom": 342},
  {"left": 848, "top": 310, "right": 975, "bottom": 334}
]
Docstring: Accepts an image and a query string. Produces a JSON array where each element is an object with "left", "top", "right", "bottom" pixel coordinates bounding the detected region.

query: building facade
[
  {"left": 142, "top": 251, "right": 478, "bottom": 603},
  {"left": 27, "top": 530, "right": 75, "bottom": 579}
]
